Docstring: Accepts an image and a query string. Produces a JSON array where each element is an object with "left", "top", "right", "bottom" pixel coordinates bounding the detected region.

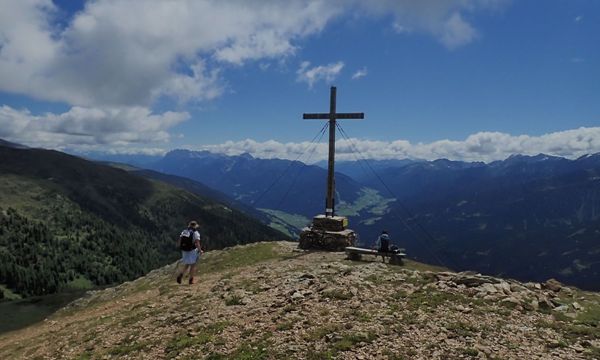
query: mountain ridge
[
  {"left": 0, "top": 241, "right": 598, "bottom": 359},
  {"left": 0, "top": 145, "right": 286, "bottom": 298},
  {"left": 148, "top": 148, "right": 378, "bottom": 221}
]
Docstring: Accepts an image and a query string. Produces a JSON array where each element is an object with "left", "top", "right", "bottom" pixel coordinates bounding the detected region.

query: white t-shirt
[{"left": 181, "top": 229, "right": 201, "bottom": 242}]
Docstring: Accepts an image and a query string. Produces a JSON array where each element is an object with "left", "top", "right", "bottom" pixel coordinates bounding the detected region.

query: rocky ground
[{"left": 0, "top": 241, "right": 599, "bottom": 359}]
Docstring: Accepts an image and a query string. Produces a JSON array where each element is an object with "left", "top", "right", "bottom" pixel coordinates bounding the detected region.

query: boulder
[
  {"left": 572, "top": 302, "right": 584, "bottom": 311},
  {"left": 553, "top": 305, "right": 569, "bottom": 312},
  {"left": 495, "top": 281, "right": 512, "bottom": 295},
  {"left": 525, "top": 299, "right": 539, "bottom": 311},
  {"left": 452, "top": 275, "right": 499, "bottom": 287},
  {"left": 537, "top": 298, "right": 554, "bottom": 311},
  {"left": 290, "top": 291, "right": 304, "bottom": 301},
  {"left": 500, "top": 297, "right": 521, "bottom": 309},
  {"left": 479, "top": 283, "right": 498, "bottom": 295},
  {"left": 509, "top": 283, "right": 528, "bottom": 293},
  {"left": 543, "top": 279, "right": 562, "bottom": 292}
]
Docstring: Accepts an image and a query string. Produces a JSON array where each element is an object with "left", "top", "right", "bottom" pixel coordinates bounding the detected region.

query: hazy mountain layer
[
  {"left": 150, "top": 150, "right": 368, "bottom": 216},
  {"left": 351, "top": 154, "right": 600, "bottom": 290}
]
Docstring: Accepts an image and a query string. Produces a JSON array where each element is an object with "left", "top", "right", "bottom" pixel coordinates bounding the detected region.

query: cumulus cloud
[
  {"left": 0, "top": 0, "right": 503, "bottom": 108},
  {"left": 364, "top": 0, "right": 508, "bottom": 48},
  {"left": 351, "top": 67, "right": 368, "bottom": 80},
  {"left": 0, "top": 0, "right": 343, "bottom": 108},
  {"left": 297, "top": 61, "right": 345, "bottom": 88},
  {"left": 0, "top": 1, "right": 344, "bottom": 147},
  {"left": 438, "top": 12, "right": 478, "bottom": 49},
  {"left": 79, "top": 147, "right": 168, "bottom": 156},
  {"left": 196, "top": 127, "right": 600, "bottom": 163},
  {"left": 0, "top": 105, "right": 189, "bottom": 149},
  {"left": 158, "top": 61, "right": 224, "bottom": 104},
  {"left": 0, "top": 0, "right": 511, "bottom": 149}
]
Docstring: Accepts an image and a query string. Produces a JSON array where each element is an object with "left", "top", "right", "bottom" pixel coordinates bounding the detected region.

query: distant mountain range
[
  {"left": 80, "top": 151, "right": 162, "bottom": 168},
  {"left": 362, "top": 153, "right": 600, "bottom": 289},
  {"left": 87, "top": 148, "right": 599, "bottom": 290},
  {"left": 0, "top": 143, "right": 284, "bottom": 297},
  {"left": 141, "top": 150, "right": 393, "bottom": 237},
  {"left": 3, "top": 137, "right": 598, "bottom": 293},
  {"left": 315, "top": 158, "right": 419, "bottom": 183}
]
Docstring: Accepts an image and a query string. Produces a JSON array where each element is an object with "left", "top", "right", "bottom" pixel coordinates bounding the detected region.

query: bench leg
[
  {"left": 347, "top": 253, "right": 362, "bottom": 261},
  {"left": 389, "top": 255, "right": 403, "bottom": 265}
]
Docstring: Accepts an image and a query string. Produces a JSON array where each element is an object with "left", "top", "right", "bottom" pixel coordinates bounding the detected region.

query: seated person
[{"left": 376, "top": 230, "right": 390, "bottom": 262}]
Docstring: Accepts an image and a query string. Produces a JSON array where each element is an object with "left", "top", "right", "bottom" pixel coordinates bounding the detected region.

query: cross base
[{"left": 298, "top": 215, "right": 357, "bottom": 251}]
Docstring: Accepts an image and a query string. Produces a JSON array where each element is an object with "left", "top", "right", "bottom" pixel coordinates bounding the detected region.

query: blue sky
[{"left": 0, "top": 0, "right": 599, "bottom": 162}]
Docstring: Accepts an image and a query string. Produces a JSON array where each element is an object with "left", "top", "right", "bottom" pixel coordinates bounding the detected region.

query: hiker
[
  {"left": 176, "top": 220, "right": 203, "bottom": 284},
  {"left": 376, "top": 230, "right": 390, "bottom": 262}
]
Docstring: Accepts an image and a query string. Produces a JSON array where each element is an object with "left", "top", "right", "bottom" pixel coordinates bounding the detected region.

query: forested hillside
[
  {"left": 351, "top": 154, "right": 600, "bottom": 290},
  {"left": 0, "top": 146, "right": 285, "bottom": 297}
]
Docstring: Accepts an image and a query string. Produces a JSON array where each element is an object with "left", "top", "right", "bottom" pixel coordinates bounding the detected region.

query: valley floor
[{"left": 0, "top": 241, "right": 598, "bottom": 359}]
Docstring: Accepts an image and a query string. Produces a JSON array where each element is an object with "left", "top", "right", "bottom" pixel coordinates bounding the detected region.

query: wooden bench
[{"left": 345, "top": 246, "right": 406, "bottom": 265}]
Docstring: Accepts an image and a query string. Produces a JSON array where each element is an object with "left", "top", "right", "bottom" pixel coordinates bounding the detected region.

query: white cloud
[
  {"left": 196, "top": 127, "right": 600, "bottom": 163},
  {"left": 439, "top": 12, "right": 478, "bottom": 49},
  {"left": 575, "top": 15, "right": 583, "bottom": 22},
  {"left": 358, "top": 0, "right": 505, "bottom": 49},
  {"left": 0, "top": 0, "right": 511, "bottom": 150},
  {"left": 0, "top": 105, "right": 189, "bottom": 149},
  {"left": 0, "top": 0, "right": 342, "bottom": 108},
  {"left": 297, "top": 61, "right": 345, "bottom": 88},
  {"left": 0, "top": 1, "right": 505, "bottom": 109},
  {"left": 81, "top": 147, "right": 168, "bottom": 156},
  {"left": 158, "top": 60, "right": 224, "bottom": 104},
  {"left": 351, "top": 67, "right": 368, "bottom": 80},
  {"left": 392, "top": 22, "right": 411, "bottom": 34},
  {"left": 0, "top": 1, "right": 343, "bottom": 148}
]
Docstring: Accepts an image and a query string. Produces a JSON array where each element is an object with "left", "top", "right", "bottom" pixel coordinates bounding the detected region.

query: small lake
[{"left": 0, "top": 291, "right": 86, "bottom": 335}]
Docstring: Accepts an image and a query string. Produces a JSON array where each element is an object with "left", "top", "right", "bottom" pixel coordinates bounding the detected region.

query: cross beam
[
  {"left": 303, "top": 86, "right": 364, "bottom": 217},
  {"left": 303, "top": 113, "right": 364, "bottom": 120}
]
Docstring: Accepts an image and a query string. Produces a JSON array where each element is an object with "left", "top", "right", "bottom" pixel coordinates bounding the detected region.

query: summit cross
[{"left": 303, "top": 86, "right": 364, "bottom": 217}]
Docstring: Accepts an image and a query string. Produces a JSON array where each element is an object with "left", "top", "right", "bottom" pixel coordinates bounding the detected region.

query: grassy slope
[
  {"left": 259, "top": 188, "right": 395, "bottom": 236},
  {"left": 0, "top": 242, "right": 598, "bottom": 359},
  {"left": 0, "top": 146, "right": 286, "bottom": 297}
]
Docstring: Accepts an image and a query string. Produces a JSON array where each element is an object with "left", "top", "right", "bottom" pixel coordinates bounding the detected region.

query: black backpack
[{"left": 180, "top": 229, "right": 196, "bottom": 251}]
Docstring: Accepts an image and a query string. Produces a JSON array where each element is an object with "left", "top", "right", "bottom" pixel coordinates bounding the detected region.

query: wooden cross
[{"left": 303, "top": 86, "right": 364, "bottom": 217}]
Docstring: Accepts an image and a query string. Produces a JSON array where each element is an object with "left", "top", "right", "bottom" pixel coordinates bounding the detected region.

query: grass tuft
[
  {"left": 165, "top": 322, "right": 229, "bottom": 358},
  {"left": 322, "top": 288, "right": 353, "bottom": 300},
  {"left": 198, "top": 243, "right": 281, "bottom": 274}
]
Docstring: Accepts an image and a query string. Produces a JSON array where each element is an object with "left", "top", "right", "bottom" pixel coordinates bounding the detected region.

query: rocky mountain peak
[{"left": 1, "top": 241, "right": 598, "bottom": 359}]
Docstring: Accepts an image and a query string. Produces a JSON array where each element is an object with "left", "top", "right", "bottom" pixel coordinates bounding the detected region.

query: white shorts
[{"left": 181, "top": 249, "right": 199, "bottom": 265}]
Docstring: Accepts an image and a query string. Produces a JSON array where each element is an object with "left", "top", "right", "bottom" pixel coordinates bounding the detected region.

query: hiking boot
[
  {"left": 189, "top": 277, "right": 195, "bottom": 285},
  {"left": 176, "top": 273, "right": 183, "bottom": 284}
]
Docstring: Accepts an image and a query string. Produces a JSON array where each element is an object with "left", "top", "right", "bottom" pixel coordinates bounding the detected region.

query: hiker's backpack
[{"left": 180, "top": 229, "right": 196, "bottom": 251}]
